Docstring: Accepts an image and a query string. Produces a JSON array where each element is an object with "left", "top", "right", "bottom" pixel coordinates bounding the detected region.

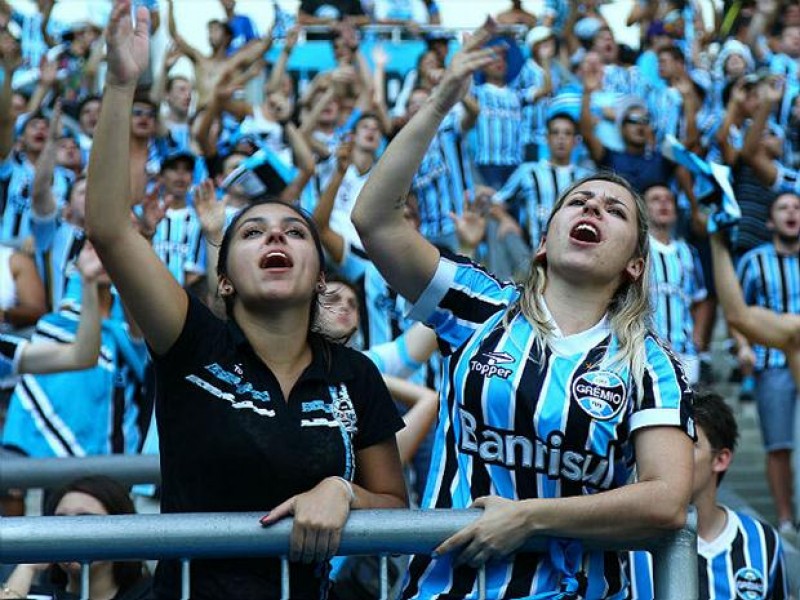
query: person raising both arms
[
  {"left": 352, "top": 20, "right": 694, "bottom": 600},
  {"left": 84, "top": 3, "right": 407, "bottom": 599}
]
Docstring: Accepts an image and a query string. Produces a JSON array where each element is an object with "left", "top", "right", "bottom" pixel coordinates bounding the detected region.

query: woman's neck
[
  {"left": 67, "top": 563, "right": 119, "bottom": 600},
  {"left": 233, "top": 303, "right": 312, "bottom": 371},
  {"left": 542, "top": 274, "right": 613, "bottom": 336}
]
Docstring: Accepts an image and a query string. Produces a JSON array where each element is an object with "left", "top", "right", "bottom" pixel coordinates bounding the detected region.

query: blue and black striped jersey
[
  {"left": 472, "top": 83, "right": 523, "bottom": 167},
  {"left": 403, "top": 255, "right": 694, "bottom": 599},
  {"left": 737, "top": 244, "right": 800, "bottom": 370},
  {"left": 649, "top": 236, "right": 707, "bottom": 357},
  {"left": 629, "top": 508, "right": 788, "bottom": 600}
]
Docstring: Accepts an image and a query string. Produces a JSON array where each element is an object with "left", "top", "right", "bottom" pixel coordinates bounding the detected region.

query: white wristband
[{"left": 331, "top": 476, "right": 355, "bottom": 506}]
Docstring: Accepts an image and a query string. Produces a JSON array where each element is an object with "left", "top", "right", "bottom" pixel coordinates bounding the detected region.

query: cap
[
  {"left": 574, "top": 17, "right": 603, "bottom": 41},
  {"left": 160, "top": 150, "right": 196, "bottom": 172},
  {"left": 526, "top": 26, "right": 553, "bottom": 48}
]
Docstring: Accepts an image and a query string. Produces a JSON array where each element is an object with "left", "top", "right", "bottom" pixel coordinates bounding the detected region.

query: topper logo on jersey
[
  {"left": 470, "top": 351, "right": 515, "bottom": 379},
  {"left": 734, "top": 568, "right": 765, "bottom": 600},
  {"left": 571, "top": 371, "right": 626, "bottom": 420}
]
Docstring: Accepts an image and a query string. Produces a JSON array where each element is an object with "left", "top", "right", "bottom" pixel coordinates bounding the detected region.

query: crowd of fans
[{"left": 0, "top": 0, "right": 799, "bottom": 598}]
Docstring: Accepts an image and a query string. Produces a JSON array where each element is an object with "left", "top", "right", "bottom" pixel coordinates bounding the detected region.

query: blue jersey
[
  {"left": 0, "top": 333, "right": 25, "bottom": 379},
  {"left": 0, "top": 150, "right": 73, "bottom": 244},
  {"left": 513, "top": 60, "right": 552, "bottom": 149},
  {"left": 493, "top": 160, "right": 592, "bottom": 249},
  {"left": 737, "top": 244, "right": 800, "bottom": 371},
  {"left": 403, "top": 255, "right": 694, "bottom": 599},
  {"left": 31, "top": 216, "right": 84, "bottom": 310},
  {"left": 629, "top": 508, "right": 788, "bottom": 600},
  {"left": 151, "top": 206, "right": 205, "bottom": 286},
  {"left": 472, "top": 83, "right": 523, "bottom": 167},
  {"left": 649, "top": 236, "right": 707, "bottom": 357},
  {"left": 2, "top": 304, "right": 146, "bottom": 457},
  {"left": 773, "top": 162, "right": 800, "bottom": 195},
  {"left": 412, "top": 108, "right": 473, "bottom": 241}
]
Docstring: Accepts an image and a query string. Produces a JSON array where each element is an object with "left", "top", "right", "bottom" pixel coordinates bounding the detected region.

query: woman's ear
[
  {"left": 624, "top": 256, "right": 645, "bottom": 282},
  {"left": 533, "top": 237, "right": 547, "bottom": 264},
  {"left": 218, "top": 276, "right": 234, "bottom": 298}
]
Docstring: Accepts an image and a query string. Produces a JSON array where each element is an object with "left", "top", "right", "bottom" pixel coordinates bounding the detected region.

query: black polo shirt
[{"left": 151, "top": 293, "right": 404, "bottom": 600}]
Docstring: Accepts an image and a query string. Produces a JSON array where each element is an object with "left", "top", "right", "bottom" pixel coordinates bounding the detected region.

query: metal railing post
[{"left": 651, "top": 507, "right": 698, "bottom": 600}]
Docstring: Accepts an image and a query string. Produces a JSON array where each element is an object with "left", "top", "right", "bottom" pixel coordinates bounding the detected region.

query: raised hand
[
  {"left": 0, "top": 32, "right": 22, "bottom": 73},
  {"left": 284, "top": 26, "right": 300, "bottom": 52},
  {"left": 105, "top": 0, "right": 151, "bottom": 87},
  {"left": 335, "top": 138, "right": 354, "bottom": 174},
  {"left": 76, "top": 242, "right": 108, "bottom": 283},
  {"left": 38, "top": 56, "right": 58, "bottom": 87},
  {"left": 451, "top": 195, "right": 486, "bottom": 250},
  {"left": 47, "top": 100, "right": 63, "bottom": 142},
  {"left": 163, "top": 42, "right": 183, "bottom": 71},
  {"left": 138, "top": 186, "right": 166, "bottom": 239},
  {"left": 432, "top": 19, "right": 498, "bottom": 114},
  {"left": 193, "top": 179, "right": 225, "bottom": 241},
  {"left": 371, "top": 44, "right": 388, "bottom": 69},
  {"left": 759, "top": 75, "right": 784, "bottom": 105}
]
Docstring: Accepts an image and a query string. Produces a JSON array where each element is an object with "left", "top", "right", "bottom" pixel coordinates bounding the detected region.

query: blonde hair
[{"left": 507, "top": 172, "right": 652, "bottom": 395}]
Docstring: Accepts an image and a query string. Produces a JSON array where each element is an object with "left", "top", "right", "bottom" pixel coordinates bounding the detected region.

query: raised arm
[
  {"left": 279, "top": 119, "right": 316, "bottom": 204},
  {"left": 31, "top": 103, "right": 61, "bottom": 218},
  {"left": 579, "top": 66, "right": 606, "bottom": 165},
  {"left": 266, "top": 27, "right": 297, "bottom": 95},
  {"left": 710, "top": 232, "right": 800, "bottom": 351},
  {"left": 311, "top": 140, "right": 351, "bottom": 263},
  {"left": 351, "top": 23, "right": 497, "bottom": 302},
  {"left": 741, "top": 78, "right": 783, "bottom": 187},
  {"left": 2, "top": 252, "right": 47, "bottom": 329},
  {"left": 0, "top": 36, "right": 21, "bottom": 160},
  {"left": 85, "top": 0, "right": 187, "bottom": 356},
  {"left": 18, "top": 245, "right": 103, "bottom": 374},
  {"left": 716, "top": 81, "right": 746, "bottom": 167},
  {"left": 150, "top": 43, "right": 183, "bottom": 106},
  {"left": 384, "top": 375, "right": 439, "bottom": 464},
  {"left": 165, "top": 0, "right": 202, "bottom": 62}
]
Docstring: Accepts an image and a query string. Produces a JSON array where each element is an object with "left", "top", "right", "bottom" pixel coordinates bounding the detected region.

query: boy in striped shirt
[{"left": 629, "top": 391, "right": 789, "bottom": 600}]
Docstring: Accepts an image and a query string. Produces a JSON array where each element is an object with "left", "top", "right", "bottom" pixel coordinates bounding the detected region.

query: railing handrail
[
  {"left": 0, "top": 455, "right": 162, "bottom": 491},
  {"left": 0, "top": 510, "right": 698, "bottom": 599},
  {"left": 0, "top": 509, "right": 695, "bottom": 562}
]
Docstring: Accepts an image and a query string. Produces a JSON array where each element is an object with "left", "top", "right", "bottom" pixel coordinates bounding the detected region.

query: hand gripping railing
[{"left": 0, "top": 509, "right": 698, "bottom": 600}]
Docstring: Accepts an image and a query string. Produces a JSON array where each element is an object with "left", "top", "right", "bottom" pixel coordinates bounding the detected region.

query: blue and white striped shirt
[
  {"left": 737, "top": 243, "right": 800, "bottom": 370},
  {"left": 629, "top": 508, "right": 788, "bottom": 600},
  {"left": 0, "top": 150, "right": 73, "bottom": 244},
  {"left": 411, "top": 108, "right": 473, "bottom": 241},
  {"left": 151, "top": 206, "right": 205, "bottom": 287},
  {"left": 649, "top": 236, "right": 707, "bottom": 357},
  {"left": 403, "top": 254, "right": 694, "bottom": 600},
  {"left": 494, "top": 160, "right": 592, "bottom": 249},
  {"left": 0, "top": 333, "right": 25, "bottom": 379},
  {"left": 472, "top": 83, "right": 523, "bottom": 167}
]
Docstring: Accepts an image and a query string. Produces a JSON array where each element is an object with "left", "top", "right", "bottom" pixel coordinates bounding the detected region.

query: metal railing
[
  {"left": 1, "top": 457, "right": 698, "bottom": 599},
  {"left": 1, "top": 509, "right": 698, "bottom": 600},
  {"left": 0, "top": 455, "right": 161, "bottom": 491}
]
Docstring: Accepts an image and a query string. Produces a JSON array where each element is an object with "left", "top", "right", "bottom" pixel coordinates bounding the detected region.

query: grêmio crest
[{"left": 571, "top": 371, "right": 627, "bottom": 421}]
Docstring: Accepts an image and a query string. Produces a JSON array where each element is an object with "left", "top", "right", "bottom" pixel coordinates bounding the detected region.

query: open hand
[
  {"left": 433, "top": 19, "right": 498, "bottom": 114},
  {"left": 193, "top": 179, "right": 225, "bottom": 240},
  {"left": 105, "top": 0, "right": 151, "bottom": 87}
]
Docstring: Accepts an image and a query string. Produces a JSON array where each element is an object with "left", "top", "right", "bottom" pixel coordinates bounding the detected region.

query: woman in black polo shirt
[{"left": 83, "top": 3, "right": 407, "bottom": 599}]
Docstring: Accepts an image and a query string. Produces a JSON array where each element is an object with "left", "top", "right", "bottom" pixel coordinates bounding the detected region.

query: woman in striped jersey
[{"left": 353, "top": 21, "right": 695, "bottom": 600}]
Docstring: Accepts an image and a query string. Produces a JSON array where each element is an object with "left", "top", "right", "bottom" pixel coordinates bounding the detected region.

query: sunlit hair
[{"left": 507, "top": 172, "right": 652, "bottom": 396}]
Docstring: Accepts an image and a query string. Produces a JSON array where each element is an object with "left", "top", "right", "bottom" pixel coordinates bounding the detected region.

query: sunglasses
[
  {"left": 623, "top": 114, "right": 650, "bottom": 126},
  {"left": 132, "top": 107, "right": 156, "bottom": 118}
]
